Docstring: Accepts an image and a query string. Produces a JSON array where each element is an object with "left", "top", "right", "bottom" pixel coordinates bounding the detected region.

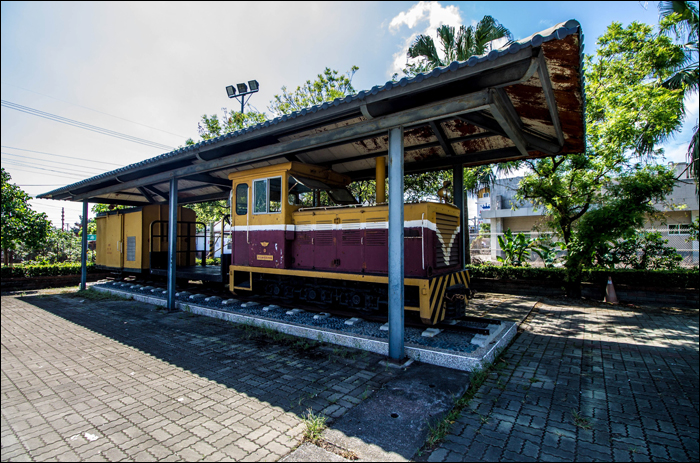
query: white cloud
[{"left": 387, "top": 1, "right": 462, "bottom": 77}]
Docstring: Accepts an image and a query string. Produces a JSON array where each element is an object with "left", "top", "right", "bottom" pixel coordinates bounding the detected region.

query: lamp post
[{"left": 226, "top": 80, "right": 259, "bottom": 114}]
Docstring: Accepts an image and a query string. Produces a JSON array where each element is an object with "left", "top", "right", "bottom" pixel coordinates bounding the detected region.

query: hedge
[
  {"left": 1, "top": 262, "right": 96, "bottom": 279},
  {"left": 465, "top": 265, "right": 699, "bottom": 290}
]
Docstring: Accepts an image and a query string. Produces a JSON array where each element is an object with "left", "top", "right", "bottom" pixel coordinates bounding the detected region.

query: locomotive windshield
[{"left": 288, "top": 174, "right": 358, "bottom": 206}]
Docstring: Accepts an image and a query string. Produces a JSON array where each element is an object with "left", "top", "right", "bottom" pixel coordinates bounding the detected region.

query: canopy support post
[
  {"left": 80, "top": 200, "right": 88, "bottom": 291},
  {"left": 388, "top": 126, "right": 405, "bottom": 361},
  {"left": 167, "top": 178, "right": 178, "bottom": 311}
]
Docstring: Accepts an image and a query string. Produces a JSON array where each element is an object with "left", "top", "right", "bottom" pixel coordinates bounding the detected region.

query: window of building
[
  {"left": 669, "top": 224, "right": 690, "bottom": 235},
  {"left": 253, "top": 177, "right": 282, "bottom": 214},
  {"left": 235, "top": 184, "right": 248, "bottom": 215}
]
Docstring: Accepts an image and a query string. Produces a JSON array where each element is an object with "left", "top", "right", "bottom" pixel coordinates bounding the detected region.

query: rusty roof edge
[{"left": 38, "top": 19, "right": 583, "bottom": 201}]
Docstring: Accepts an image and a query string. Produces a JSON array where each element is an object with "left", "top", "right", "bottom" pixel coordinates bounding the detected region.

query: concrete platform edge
[{"left": 92, "top": 286, "right": 516, "bottom": 372}]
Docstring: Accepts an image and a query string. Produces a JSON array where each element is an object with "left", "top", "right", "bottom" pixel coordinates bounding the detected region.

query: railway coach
[{"left": 227, "top": 161, "right": 471, "bottom": 325}]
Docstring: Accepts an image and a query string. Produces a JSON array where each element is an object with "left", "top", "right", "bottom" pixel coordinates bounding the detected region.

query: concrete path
[
  {"left": 422, "top": 300, "right": 700, "bottom": 462},
  {"left": 1, "top": 289, "right": 395, "bottom": 461}
]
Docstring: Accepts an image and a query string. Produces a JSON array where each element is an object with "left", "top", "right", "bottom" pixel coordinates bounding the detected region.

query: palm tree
[
  {"left": 403, "top": 16, "right": 513, "bottom": 264},
  {"left": 658, "top": 1, "right": 699, "bottom": 197},
  {"left": 406, "top": 16, "right": 513, "bottom": 74}
]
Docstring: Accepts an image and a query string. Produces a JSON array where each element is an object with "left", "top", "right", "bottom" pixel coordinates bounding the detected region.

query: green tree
[
  {"left": 594, "top": 230, "right": 682, "bottom": 269},
  {"left": 515, "top": 21, "right": 686, "bottom": 296},
  {"left": 402, "top": 16, "right": 512, "bottom": 78},
  {"left": 268, "top": 67, "right": 359, "bottom": 116},
  {"left": 658, "top": 1, "right": 699, "bottom": 198},
  {"left": 18, "top": 227, "right": 84, "bottom": 264},
  {"left": 197, "top": 108, "right": 267, "bottom": 141},
  {"left": 1, "top": 168, "right": 52, "bottom": 265}
]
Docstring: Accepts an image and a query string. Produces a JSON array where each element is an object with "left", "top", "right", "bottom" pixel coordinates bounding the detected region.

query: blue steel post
[
  {"left": 388, "top": 126, "right": 405, "bottom": 360},
  {"left": 80, "top": 200, "right": 88, "bottom": 291},
  {"left": 453, "top": 164, "right": 465, "bottom": 267},
  {"left": 167, "top": 178, "right": 178, "bottom": 311}
]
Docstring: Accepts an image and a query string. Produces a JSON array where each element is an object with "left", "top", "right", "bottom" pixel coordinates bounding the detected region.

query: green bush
[
  {"left": 1, "top": 262, "right": 96, "bottom": 279},
  {"left": 466, "top": 265, "right": 698, "bottom": 289}
]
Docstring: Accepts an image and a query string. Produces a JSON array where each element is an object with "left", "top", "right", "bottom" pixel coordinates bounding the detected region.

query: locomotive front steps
[{"left": 91, "top": 283, "right": 517, "bottom": 372}]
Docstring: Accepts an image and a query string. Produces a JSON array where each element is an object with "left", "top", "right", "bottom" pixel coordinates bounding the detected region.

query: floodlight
[
  {"left": 226, "top": 85, "right": 236, "bottom": 98},
  {"left": 248, "top": 80, "right": 259, "bottom": 92},
  {"left": 237, "top": 83, "right": 248, "bottom": 93}
]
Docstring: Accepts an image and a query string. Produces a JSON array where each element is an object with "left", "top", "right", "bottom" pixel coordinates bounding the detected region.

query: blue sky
[{"left": 1, "top": 1, "right": 697, "bottom": 226}]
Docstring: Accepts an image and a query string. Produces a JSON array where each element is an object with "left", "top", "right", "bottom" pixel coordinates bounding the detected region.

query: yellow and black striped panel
[{"left": 427, "top": 269, "right": 470, "bottom": 324}]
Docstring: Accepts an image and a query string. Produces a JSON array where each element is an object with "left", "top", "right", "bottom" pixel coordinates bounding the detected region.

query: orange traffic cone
[{"left": 605, "top": 276, "right": 619, "bottom": 304}]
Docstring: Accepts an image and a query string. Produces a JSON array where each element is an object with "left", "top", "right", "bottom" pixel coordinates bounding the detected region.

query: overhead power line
[
  {"left": 0, "top": 81, "right": 189, "bottom": 139},
  {"left": 2, "top": 152, "right": 109, "bottom": 174},
  {"left": 1, "top": 160, "right": 89, "bottom": 177},
  {"left": 1, "top": 100, "right": 175, "bottom": 151},
  {"left": 1, "top": 165, "right": 87, "bottom": 181},
  {"left": 1, "top": 145, "right": 126, "bottom": 167}
]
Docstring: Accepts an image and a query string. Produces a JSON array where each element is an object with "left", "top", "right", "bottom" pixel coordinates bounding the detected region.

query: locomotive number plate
[{"left": 256, "top": 254, "right": 274, "bottom": 261}]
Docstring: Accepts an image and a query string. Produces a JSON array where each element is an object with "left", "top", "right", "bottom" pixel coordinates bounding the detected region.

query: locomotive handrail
[
  {"left": 297, "top": 203, "right": 363, "bottom": 212},
  {"left": 149, "top": 219, "right": 207, "bottom": 267}
]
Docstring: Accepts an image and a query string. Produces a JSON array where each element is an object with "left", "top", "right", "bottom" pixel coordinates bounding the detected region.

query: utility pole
[{"left": 61, "top": 208, "right": 65, "bottom": 231}]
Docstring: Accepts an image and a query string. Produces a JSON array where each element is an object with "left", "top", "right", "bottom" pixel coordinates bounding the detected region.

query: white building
[{"left": 479, "top": 163, "right": 698, "bottom": 265}]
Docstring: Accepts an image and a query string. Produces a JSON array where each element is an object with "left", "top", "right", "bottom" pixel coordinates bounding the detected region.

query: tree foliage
[
  {"left": 594, "top": 230, "right": 682, "bottom": 269},
  {"left": 516, "top": 21, "right": 687, "bottom": 296},
  {"left": 402, "top": 16, "right": 512, "bottom": 78},
  {"left": 268, "top": 67, "right": 359, "bottom": 116},
  {"left": 658, "top": 1, "right": 699, "bottom": 197},
  {"left": 1, "top": 168, "right": 52, "bottom": 263}
]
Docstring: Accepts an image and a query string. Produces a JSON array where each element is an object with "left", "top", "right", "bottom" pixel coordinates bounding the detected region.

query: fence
[{"left": 469, "top": 227, "right": 699, "bottom": 267}]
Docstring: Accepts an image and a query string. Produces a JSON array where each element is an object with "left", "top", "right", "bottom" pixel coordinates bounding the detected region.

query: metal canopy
[{"left": 38, "top": 20, "right": 585, "bottom": 206}]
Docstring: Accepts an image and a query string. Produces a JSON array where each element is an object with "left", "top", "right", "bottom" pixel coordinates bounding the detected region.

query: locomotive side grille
[
  {"left": 365, "top": 230, "right": 387, "bottom": 246},
  {"left": 316, "top": 220, "right": 334, "bottom": 246},
  {"left": 342, "top": 231, "right": 362, "bottom": 245},
  {"left": 435, "top": 213, "right": 459, "bottom": 268},
  {"left": 341, "top": 219, "right": 362, "bottom": 246}
]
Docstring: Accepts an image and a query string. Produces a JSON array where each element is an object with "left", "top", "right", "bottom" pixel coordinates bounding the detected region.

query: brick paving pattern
[
  {"left": 425, "top": 301, "right": 699, "bottom": 462},
  {"left": 1, "top": 290, "right": 395, "bottom": 461}
]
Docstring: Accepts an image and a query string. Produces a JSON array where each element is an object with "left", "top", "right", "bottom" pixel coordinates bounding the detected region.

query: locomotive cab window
[
  {"left": 287, "top": 174, "right": 358, "bottom": 206},
  {"left": 288, "top": 175, "right": 314, "bottom": 206},
  {"left": 235, "top": 184, "right": 248, "bottom": 215},
  {"left": 253, "top": 177, "right": 282, "bottom": 214}
]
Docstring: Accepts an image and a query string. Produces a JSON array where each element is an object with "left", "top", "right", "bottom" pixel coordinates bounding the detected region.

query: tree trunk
[
  {"left": 3, "top": 248, "right": 8, "bottom": 266},
  {"left": 564, "top": 257, "right": 583, "bottom": 298}
]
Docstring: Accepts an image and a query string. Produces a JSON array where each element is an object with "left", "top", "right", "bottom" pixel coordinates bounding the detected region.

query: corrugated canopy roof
[{"left": 39, "top": 19, "right": 585, "bottom": 206}]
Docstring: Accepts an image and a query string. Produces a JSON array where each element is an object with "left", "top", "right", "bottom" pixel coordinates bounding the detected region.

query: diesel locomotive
[
  {"left": 94, "top": 161, "right": 472, "bottom": 325},
  {"left": 227, "top": 162, "right": 471, "bottom": 325}
]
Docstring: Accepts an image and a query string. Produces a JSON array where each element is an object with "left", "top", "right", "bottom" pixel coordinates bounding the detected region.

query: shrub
[
  {"left": 465, "top": 265, "right": 698, "bottom": 289},
  {"left": 1, "top": 262, "right": 96, "bottom": 279}
]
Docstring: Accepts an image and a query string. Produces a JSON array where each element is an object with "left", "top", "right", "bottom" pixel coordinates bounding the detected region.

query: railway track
[{"left": 105, "top": 274, "right": 500, "bottom": 336}]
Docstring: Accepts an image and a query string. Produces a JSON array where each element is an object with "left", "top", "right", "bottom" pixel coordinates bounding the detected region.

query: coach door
[{"left": 232, "top": 182, "right": 250, "bottom": 266}]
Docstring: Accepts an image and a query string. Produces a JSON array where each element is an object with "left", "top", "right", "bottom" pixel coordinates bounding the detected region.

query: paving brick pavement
[
  {"left": 1, "top": 289, "right": 396, "bottom": 461},
  {"left": 421, "top": 300, "right": 699, "bottom": 462}
]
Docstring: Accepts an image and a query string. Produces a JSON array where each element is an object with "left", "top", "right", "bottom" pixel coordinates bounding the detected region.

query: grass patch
[
  {"left": 571, "top": 409, "right": 591, "bottom": 430},
  {"left": 301, "top": 409, "right": 328, "bottom": 443},
  {"left": 238, "top": 323, "right": 321, "bottom": 352}
]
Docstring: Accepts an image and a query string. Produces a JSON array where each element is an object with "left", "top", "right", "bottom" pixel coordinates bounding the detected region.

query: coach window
[
  {"left": 253, "top": 177, "right": 282, "bottom": 214},
  {"left": 235, "top": 184, "right": 248, "bottom": 215}
]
